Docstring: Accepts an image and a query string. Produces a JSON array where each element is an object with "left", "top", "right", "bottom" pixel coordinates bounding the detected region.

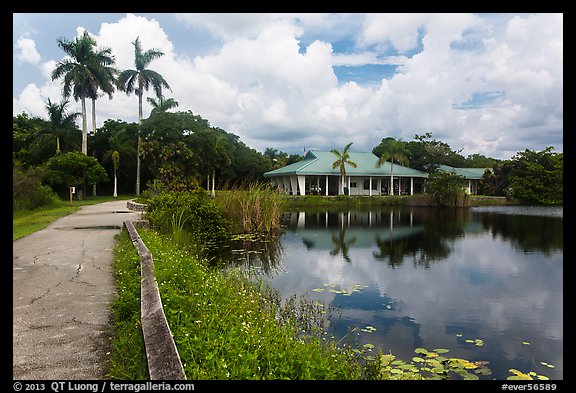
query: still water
[{"left": 227, "top": 206, "right": 563, "bottom": 380}]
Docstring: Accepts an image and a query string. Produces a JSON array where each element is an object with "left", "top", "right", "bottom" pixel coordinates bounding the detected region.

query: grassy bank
[
  {"left": 12, "top": 194, "right": 134, "bottom": 241},
  {"left": 281, "top": 194, "right": 511, "bottom": 210},
  {"left": 109, "top": 228, "right": 364, "bottom": 380},
  {"left": 108, "top": 230, "right": 149, "bottom": 379}
]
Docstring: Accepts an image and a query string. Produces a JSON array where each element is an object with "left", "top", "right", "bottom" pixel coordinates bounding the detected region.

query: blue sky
[{"left": 13, "top": 13, "right": 563, "bottom": 160}]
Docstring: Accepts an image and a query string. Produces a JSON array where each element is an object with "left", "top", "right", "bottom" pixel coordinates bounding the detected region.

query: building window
[
  {"left": 363, "top": 179, "right": 370, "bottom": 190},
  {"left": 350, "top": 182, "right": 357, "bottom": 188}
]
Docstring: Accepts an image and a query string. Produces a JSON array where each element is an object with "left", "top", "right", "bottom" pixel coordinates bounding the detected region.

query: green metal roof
[
  {"left": 438, "top": 165, "right": 490, "bottom": 180},
  {"left": 264, "top": 150, "right": 428, "bottom": 178}
]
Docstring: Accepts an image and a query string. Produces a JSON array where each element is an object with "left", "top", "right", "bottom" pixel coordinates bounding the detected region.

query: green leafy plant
[
  {"left": 425, "top": 171, "right": 470, "bottom": 207},
  {"left": 145, "top": 189, "right": 229, "bottom": 253},
  {"left": 364, "top": 347, "right": 491, "bottom": 380}
]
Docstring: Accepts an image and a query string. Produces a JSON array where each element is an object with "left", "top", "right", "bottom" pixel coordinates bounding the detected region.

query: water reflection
[
  {"left": 222, "top": 206, "right": 563, "bottom": 380},
  {"left": 278, "top": 207, "right": 563, "bottom": 269}
]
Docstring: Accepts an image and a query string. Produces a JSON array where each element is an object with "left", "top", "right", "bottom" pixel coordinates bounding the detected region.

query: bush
[
  {"left": 145, "top": 189, "right": 229, "bottom": 252},
  {"left": 425, "top": 171, "right": 470, "bottom": 207},
  {"left": 13, "top": 166, "right": 60, "bottom": 210}
]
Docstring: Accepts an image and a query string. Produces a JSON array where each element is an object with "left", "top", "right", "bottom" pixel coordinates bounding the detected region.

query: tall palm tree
[
  {"left": 116, "top": 37, "right": 171, "bottom": 196},
  {"left": 147, "top": 95, "right": 179, "bottom": 114},
  {"left": 52, "top": 30, "right": 101, "bottom": 156},
  {"left": 331, "top": 142, "right": 357, "bottom": 196},
  {"left": 86, "top": 45, "right": 117, "bottom": 134},
  {"left": 86, "top": 45, "right": 117, "bottom": 196},
  {"left": 376, "top": 138, "right": 409, "bottom": 195},
  {"left": 44, "top": 98, "right": 81, "bottom": 155}
]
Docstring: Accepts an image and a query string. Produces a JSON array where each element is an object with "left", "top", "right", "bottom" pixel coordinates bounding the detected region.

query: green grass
[
  {"left": 110, "top": 227, "right": 364, "bottom": 380},
  {"left": 108, "top": 230, "right": 149, "bottom": 379},
  {"left": 12, "top": 194, "right": 134, "bottom": 241}
]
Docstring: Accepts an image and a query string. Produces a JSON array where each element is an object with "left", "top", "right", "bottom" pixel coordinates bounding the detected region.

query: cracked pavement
[{"left": 13, "top": 200, "right": 142, "bottom": 380}]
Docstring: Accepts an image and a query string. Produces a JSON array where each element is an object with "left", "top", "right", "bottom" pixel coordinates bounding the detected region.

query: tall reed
[{"left": 214, "top": 183, "right": 284, "bottom": 234}]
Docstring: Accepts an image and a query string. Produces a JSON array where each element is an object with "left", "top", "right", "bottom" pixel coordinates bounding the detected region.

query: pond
[{"left": 225, "top": 205, "right": 563, "bottom": 380}]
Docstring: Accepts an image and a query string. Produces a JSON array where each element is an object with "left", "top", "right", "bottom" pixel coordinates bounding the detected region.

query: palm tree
[
  {"left": 87, "top": 45, "right": 117, "bottom": 196},
  {"left": 331, "top": 142, "right": 357, "bottom": 195},
  {"left": 86, "top": 45, "right": 117, "bottom": 134},
  {"left": 147, "top": 95, "right": 179, "bottom": 114},
  {"left": 44, "top": 98, "right": 81, "bottom": 155},
  {"left": 52, "top": 30, "right": 102, "bottom": 156},
  {"left": 376, "top": 138, "right": 409, "bottom": 195},
  {"left": 116, "top": 37, "right": 171, "bottom": 196}
]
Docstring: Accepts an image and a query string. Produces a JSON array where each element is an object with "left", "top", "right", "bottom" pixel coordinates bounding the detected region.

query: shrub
[
  {"left": 13, "top": 166, "right": 60, "bottom": 210},
  {"left": 145, "top": 189, "right": 229, "bottom": 252},
  {"left": 425, "top": 171, "right": 470, "bottom": 207}
]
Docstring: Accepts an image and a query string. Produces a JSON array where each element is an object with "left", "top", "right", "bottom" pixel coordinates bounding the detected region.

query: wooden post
[{"left": 69, "top": 186, "right": 75, "bottom": 207}]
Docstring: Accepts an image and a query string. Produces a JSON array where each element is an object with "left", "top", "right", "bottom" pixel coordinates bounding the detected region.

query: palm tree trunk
[
  {"left": 211, "top": 169, "right": 216, "bottom": 197},
  {"left": 92, "top": 99, "right": 97, "bottom": 196},
  {"left": 92, "top": 98, "right": 96, "bottom": 134},
  {"left": 136, "top": 92, "right": 143, "bottom": 196},
  {"left": 81, "top": 97, "right": 88, "bottom": 155},
  {"left": 113, "top": 169, "right": 118, "bottom": 198}
]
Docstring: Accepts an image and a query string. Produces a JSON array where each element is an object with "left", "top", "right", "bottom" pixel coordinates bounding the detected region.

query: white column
[
  {"left": 369, "top": 176, "right": 373, "bottom": 196},
  {"left": 410, "top": 177, "right": 414, "bottom": 195},
  {"left": 347, "top": 177, "right": 351, "bottom": 195},
  {"left": 325, "top": 176, "right": 329, "bottom": 196},
  {"left": 289, "top": 176, "right": 298, "bottom": 196},
  {"left": 297, "top": 175, "right": 306, "bottom": 195}
]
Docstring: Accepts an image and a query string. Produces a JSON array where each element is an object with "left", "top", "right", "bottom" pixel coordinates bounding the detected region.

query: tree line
[{"left": 12, "top": 29, "right": 562, "bottom": 208}]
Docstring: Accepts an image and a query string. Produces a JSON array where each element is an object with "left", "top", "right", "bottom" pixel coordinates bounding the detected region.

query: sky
[{"left": 13, "top": 13, "right": 563, "bottom": 160}]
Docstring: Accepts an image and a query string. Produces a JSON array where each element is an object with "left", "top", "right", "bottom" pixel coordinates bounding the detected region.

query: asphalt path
[{"left": 13, "top": 200, "right": 142, "bottom": 380}]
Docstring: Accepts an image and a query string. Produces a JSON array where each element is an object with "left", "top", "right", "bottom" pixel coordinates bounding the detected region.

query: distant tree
[
  {"left": 425, "top": 171, "right": 470, "bottom": 207},
  {"left": 375, "top": 138, "right": 409, "bottom": 195},
  {"left": 116, "top": 36, "right": 171, "bottom": 196},
  {"left": 507, "top": 147, "right": 563, "bottom": 205},
  {"left": 479, "top": 161, "right": 513, "bottom": 196},
  {"left": 147, "top": 95, "right": 179, "bottom": 114},
  {"left": 52, "top": 30, "right": 113, "bottom": 156},
  {"left": 13, "top": 113, "right": 42, "bottom": 167},
  {"left": 43, "top": 151, "right": 108, "bottom": 200},
  {"left": 42, "top": 98, "right": 81, "bottom": 155},
  {"left": 382, "top": 132, "right": 470, "bottom": 172},
  {"left": 94, "top": 119, "right": 139, "bottom": 195},
  {"left": 331, "top": 142, "right": 357, "bottom": 195},
  {"left": 465, "top": 153, "right": 497, "bottom": 168}
]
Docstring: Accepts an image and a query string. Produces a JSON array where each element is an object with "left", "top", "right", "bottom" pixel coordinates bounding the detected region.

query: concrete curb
[
  {"left": 123, "top": 220, "right": 186, "bottom": 380},
  {"left": 126, "top": 200, "right": 147, "bottom": 212}
]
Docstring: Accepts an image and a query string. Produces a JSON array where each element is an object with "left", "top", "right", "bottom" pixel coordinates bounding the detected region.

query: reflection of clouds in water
[
  {"left": 472, "top": 205, "right": 563, "bottom": 217},
  {"left": 269, "top": 221, "right": 562, "bottom": 378}
]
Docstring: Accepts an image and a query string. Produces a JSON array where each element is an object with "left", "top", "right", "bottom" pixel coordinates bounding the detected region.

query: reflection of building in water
[
  {"left": 284, "top": 210, "right": 417, "bottom": 229},
  {"left": 283, "top": 210, "right": 424, "bottom": 250}
]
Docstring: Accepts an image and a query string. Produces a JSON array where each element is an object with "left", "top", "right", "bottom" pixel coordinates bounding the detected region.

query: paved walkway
[{"left": 13, "top": 200, "right": 142, "bottom": 380}]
